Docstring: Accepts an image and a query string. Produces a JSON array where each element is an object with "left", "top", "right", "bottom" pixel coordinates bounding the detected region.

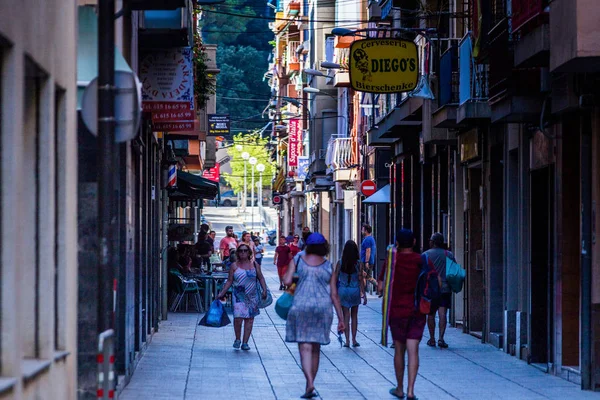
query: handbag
[
  {"left": 254, "top": 261, "right": 273, "bottom": 308},
  {"left": 257, "top": 282, "right": 273, "bottom": 308},
  {"left": 445, "top": 251, "right": 465, "bottom": 293},
  {"left": 275, "top": 288, "right": 295, "bottom": 320}
]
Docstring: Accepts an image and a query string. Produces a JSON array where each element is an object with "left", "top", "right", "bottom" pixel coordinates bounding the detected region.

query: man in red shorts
[{"left": 388, "top": 229, "right": 425, "bottom": 400}]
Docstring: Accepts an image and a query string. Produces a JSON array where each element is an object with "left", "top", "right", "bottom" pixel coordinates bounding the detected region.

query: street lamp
[
  {"left": 242, "top": 151, "right": 250, "bottom": 212},
  {"left": 256, "top": 163, "right": 265, "bottom": 211},
  {"left": 249, "top": 157, "right": 258, "bottom": 230}
]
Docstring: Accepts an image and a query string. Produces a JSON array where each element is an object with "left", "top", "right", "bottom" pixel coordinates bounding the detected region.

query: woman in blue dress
[
  {"left": 284, "top": 233, "right": 345, "bottom": 399},
  {"left": 333, "top": 240, "right": 366, "bottom": 348}
]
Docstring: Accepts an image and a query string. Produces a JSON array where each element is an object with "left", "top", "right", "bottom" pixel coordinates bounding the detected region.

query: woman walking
[
  {"left": 333, "top": 240, "right": 366, "bottom": 348},
  {"left": 240, "top": 231, "right": 256, "bottom": 258},
  {"left": 284, "top": 233, "right": 345, "bottom": 398},
  {"left": 289, "top": 234, "right": 301, "bottom": 257},
  {"left": 216, "top": 243, "right": 267, "bottom": 351}
]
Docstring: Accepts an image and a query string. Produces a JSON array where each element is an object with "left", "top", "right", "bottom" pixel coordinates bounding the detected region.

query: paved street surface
[{"left": 120, "top": 208, "right": 600, "bottom": 400}]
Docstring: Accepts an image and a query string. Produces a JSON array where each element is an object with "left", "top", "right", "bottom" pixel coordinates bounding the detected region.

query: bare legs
[
  {"left": 242, "top": 317, "right": 254, "bottom": 344},
  {"left": 298, "top": 343, "right": 321, "bottom": 393},
  {"left": 350, "top": 306, "right": 359, "bottom": 345},
  {"left": 392, "top": 339, "right": 420, "bottom": 398},
  {"left": 427, "top": 307, "right": 447, "bottom": 343},
  {"left": 341, "top": 305, "right": 360, "bottom": 346},
  {"left": 234, "top": 317, "right": 255, "bottom": 344},
  {"left": 342, "top": 307, "right": 350, "bottom": 345},
  {"left": 234, "top": 318, "right": 242, "bottom": 341}
]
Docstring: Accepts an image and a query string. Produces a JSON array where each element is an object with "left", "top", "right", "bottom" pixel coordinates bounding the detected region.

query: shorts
[
  {"left": 390, "top": 315, "right": 426, "bottom": 343},
  {"left": 277, "top": 264, "right": 288, "bottom": 280},
  {"left": 255, "top": 257, "right": 263, "bottom": 266},
  {"left": 429, "top": 293, "right": 452, "bottom": 314}
]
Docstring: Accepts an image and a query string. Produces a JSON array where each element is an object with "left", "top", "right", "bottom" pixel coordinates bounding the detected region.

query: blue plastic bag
[
  {"left": 275, "top": 292, "right": 294, "bottom": 320},
  {"left": 205, "top": 300, "right": 226, "bottom": 327}
]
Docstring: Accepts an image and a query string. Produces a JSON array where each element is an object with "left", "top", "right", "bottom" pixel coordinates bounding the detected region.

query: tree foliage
[
  {"left": 200, "top": 1, "right": 273, "bottom": 133},
  {"left": 222, "top": 132, "right": 276, "bottom": 194}
]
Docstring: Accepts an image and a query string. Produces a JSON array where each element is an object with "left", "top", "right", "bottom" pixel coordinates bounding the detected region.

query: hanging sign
[
  {"left": 288, "top": 119, "right": 301, "bottom": 167},
  {"left": 349, "top": 39, "right": 419, "bottom": 94},
  {"left": 140, "top": 47, "right": 195, "bottom": 128},
  {"left": 208, "top": 114, "right": 230, "bottom": 137},
  {"left": 297, "top": 156, "right": 310, "bottom": 181},
  {"left": 203, "top": 164, "right": 220, "bottom": 182}
]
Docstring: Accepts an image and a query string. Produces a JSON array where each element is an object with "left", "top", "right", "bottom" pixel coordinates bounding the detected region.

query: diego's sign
[{"left": 349, "top": 39, "right": 418, "bottom": 94}]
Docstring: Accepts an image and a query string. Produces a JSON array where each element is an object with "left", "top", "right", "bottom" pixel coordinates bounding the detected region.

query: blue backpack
[{"left": 415, "top": 254, "right": 441, "bottom": 315}]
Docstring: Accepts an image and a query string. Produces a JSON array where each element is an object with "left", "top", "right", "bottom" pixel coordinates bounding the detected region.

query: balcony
[
  {"left": 550, "top": 0, "right": 600, "bottom": 72},
  {"left": 457, "top": 34, "right": 491, "bottom": 124},
  {"left": 286, "top": 0, "right": 300, "bottom": 17},
  {"left": 325, "top": 138, "right": 357, "bottom": 181},
  {"left": 433, "top": 46, "right": 460, "bottom": 128},
  {"left": 286, "top": 41, "right": 301, "bottom": 73},
  {"left": 139, "top": 5, "right": 193, "bottom": 48}
]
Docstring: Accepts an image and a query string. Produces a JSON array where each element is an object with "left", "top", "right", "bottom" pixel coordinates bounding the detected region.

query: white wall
[{"left": 0, "top": 1, "right": 78, "bottom": 398}]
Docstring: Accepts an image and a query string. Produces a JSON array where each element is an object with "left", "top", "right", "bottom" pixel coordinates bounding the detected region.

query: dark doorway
[
  {"left": 530, "top": 166, "right": 554, "bottom": 365},
  {"left": 466, "top": 165, "right": 484, "bottom": 334}
]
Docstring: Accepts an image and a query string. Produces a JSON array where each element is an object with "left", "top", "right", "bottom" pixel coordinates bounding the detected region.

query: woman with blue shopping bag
[{"left": 215, "top": 243, "right": 267, "bottom": 351}]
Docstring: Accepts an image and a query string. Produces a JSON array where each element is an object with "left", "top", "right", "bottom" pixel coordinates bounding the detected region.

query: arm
[
  {"left": 273, "top": 249, "right": 278, "bottom": 265},
  {"left": 216, "top": 266, "right": 235, "bottom": 299},
  {"left": 365, "top": 248, "right": 371, "bottom": 267},
  {"left": 329, "top": 266, "right": 345, "bottom": 333},
  {"left": 255, "top": 262, "right": 268, "bottom": 298},
  {"left": 283, "top": 255, "right": 297, "bottom": 286},
  {"left": 219, "top": 240, "right": 228, "bottom": 260}
]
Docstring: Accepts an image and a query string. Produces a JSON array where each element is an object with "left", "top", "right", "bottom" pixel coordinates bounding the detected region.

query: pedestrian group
[{"left": 199, "top": 223, "right": 461, "bottom": 400}]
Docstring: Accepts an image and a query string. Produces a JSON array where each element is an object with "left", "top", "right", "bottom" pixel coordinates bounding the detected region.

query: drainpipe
[
  {"left": 97, "top": 0, "right": 116, "bottom": 335},
  {"left": 580, "top": 111, "right": 592, "bottom": 390}
]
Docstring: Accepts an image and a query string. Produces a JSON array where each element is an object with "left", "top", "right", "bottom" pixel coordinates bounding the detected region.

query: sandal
[
  {"left": 407, "top": 397, "right": 419, "bottom": 400},
  {"left": 300, "top": 388, "right": 317, "bottom": 398},
  {"left": 438, "top": 339, "right": 448, "bottom": 348},
  {"left": 426, "top": 338, "right": 436, "bottom": 347},
  {"left": 352, "top": 342, "right": 360, "bottom": 347},
  {"left": 343, "top": 343, "right": 350, "bottom": 348},
  {"left": 389, "top": 388, "right": 406, "bottom": 398}
]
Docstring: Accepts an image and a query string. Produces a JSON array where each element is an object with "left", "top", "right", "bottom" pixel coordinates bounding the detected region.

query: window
[
  {"left": 54, "top": 87, "right": 66, "bottom": 351},
  {"left": 23, "top": 58, "right": 48, "bottom": 359}
]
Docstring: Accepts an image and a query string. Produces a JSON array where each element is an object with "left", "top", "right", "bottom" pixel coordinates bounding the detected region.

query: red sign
[
  {"left": 142, "top": 102, "right": 191, "bottom": 112},
  {"left": 288, "top": 119, "right": 301, "bottom": 167},
  {"left": 151, "top": 110, "right": 194, "bottom": 122},
  {"left": 152, "top": 121, "right": 195, "bottom": 132},
  {"left": 360, "top": 180, "right": 377, "bottom": 196},
  {"left": 273, "top": 195, "right": 283, "bottom": 205},
  {"left": 203, "top": 164, "right": 220, "bottom": 182}
]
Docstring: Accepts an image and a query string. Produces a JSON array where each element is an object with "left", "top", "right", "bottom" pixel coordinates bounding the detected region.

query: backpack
[
  {"left": 415, "top": 254, "right": 441, "bottom": 315},
  {"left": 445, "top": 251, "right": 465, "bottom": 293}
]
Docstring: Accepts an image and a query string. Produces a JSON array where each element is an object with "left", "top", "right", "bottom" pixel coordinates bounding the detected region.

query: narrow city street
[{"left": 119, "top": 208, "right": 599, "bottom": 400}]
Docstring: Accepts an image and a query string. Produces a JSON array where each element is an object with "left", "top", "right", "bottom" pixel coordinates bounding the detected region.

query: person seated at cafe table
[
  {"left": 195, "top": 231, "right": 213, "bottom": 270},
  {"left": 167, "top": 246, "right": 191, "bottom": 275}
]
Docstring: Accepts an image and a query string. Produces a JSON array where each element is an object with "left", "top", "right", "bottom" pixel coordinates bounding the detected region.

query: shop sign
[
  {"left": 349, "top": 39, "right": 419, "bottom": 94},
  {"left": 288, "top": 119, "right": 301, "bottom": 167},
  {"left": 208, "top": 114, "right": 230, "bottom": 136},
  {"left": 297, "top": 156, "right": 310, "bottom": 181},
  {"left": 140, "top": 47, "right": 194, "bottom": 116},
  {"left": 203, "top": 164, "right": 220, "bottom": 182}
]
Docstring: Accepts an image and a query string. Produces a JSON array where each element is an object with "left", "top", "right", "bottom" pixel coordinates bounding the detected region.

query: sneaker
[
  {"left": 233, "top": 339, "right": 241, "bottom": 349},
  {"left": 241, "top": 343, "right": 250, "bottom": 351},
  {"left": 279, "top": 284, "right": 284, "bottom": 290}
]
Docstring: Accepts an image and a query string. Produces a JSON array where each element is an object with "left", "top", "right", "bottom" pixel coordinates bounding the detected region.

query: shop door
[
  {"left": 530, "top": 166, "right": 554, "bottom": 365},
  {"left": 465, "top": 166, "right": 484, "bottom": 334}
]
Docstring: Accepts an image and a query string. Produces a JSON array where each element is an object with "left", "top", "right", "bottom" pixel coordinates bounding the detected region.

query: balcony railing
[
  {"left": 325, "top": 138, "right": 356, "bottom": 172},
  {"left": 438, "top": 46, "right": 459, "bottom": 108},
  {"left": 512, "top": 0, "right": 545, "bottom": 32},
  {"left": 286, "top": 0, "right": 300, "bottom": 16},
  {"left": 458, "top": 34, "right": 489, "bottom": 104}
]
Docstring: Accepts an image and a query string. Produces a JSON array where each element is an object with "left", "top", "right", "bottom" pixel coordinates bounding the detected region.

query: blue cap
[
  {"left": 396, "top": 228, "right": 414, "bottom": 248},
  {"left": 306, "top": 232, "right": 327, "bottom": 245}
]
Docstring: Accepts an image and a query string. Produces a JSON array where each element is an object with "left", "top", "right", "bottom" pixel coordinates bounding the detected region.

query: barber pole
[{"left": 168, "top": 165, "right": 177, "bottom": 188}]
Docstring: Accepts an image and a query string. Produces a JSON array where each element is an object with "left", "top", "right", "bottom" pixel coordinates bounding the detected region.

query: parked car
[{"left": 219, "top": 190, "right": 237, "bottom": 207}]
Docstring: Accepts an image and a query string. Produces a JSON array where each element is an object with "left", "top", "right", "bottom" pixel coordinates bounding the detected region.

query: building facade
[{"left": 0, "top": 1, "right": 79, "bottom": 398}]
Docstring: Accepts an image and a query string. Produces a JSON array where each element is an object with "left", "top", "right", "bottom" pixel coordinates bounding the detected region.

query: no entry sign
[{"left": 360, "top": 180, "right": 377, "bottom": 197}]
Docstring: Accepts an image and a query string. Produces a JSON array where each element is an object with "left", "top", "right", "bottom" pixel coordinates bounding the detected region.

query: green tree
[{"left": 222, "top": 132, "right": 276, "bottom": 194}]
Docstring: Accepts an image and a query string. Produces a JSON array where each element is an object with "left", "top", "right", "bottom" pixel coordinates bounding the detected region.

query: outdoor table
[{"left": 192, "top": 272, "right": 229, "bottom": 310}]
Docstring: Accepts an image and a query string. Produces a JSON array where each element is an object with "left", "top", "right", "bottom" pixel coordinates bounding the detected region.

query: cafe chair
[{"left": 168, "top": 270, "right": 204, "bottom": 313}]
